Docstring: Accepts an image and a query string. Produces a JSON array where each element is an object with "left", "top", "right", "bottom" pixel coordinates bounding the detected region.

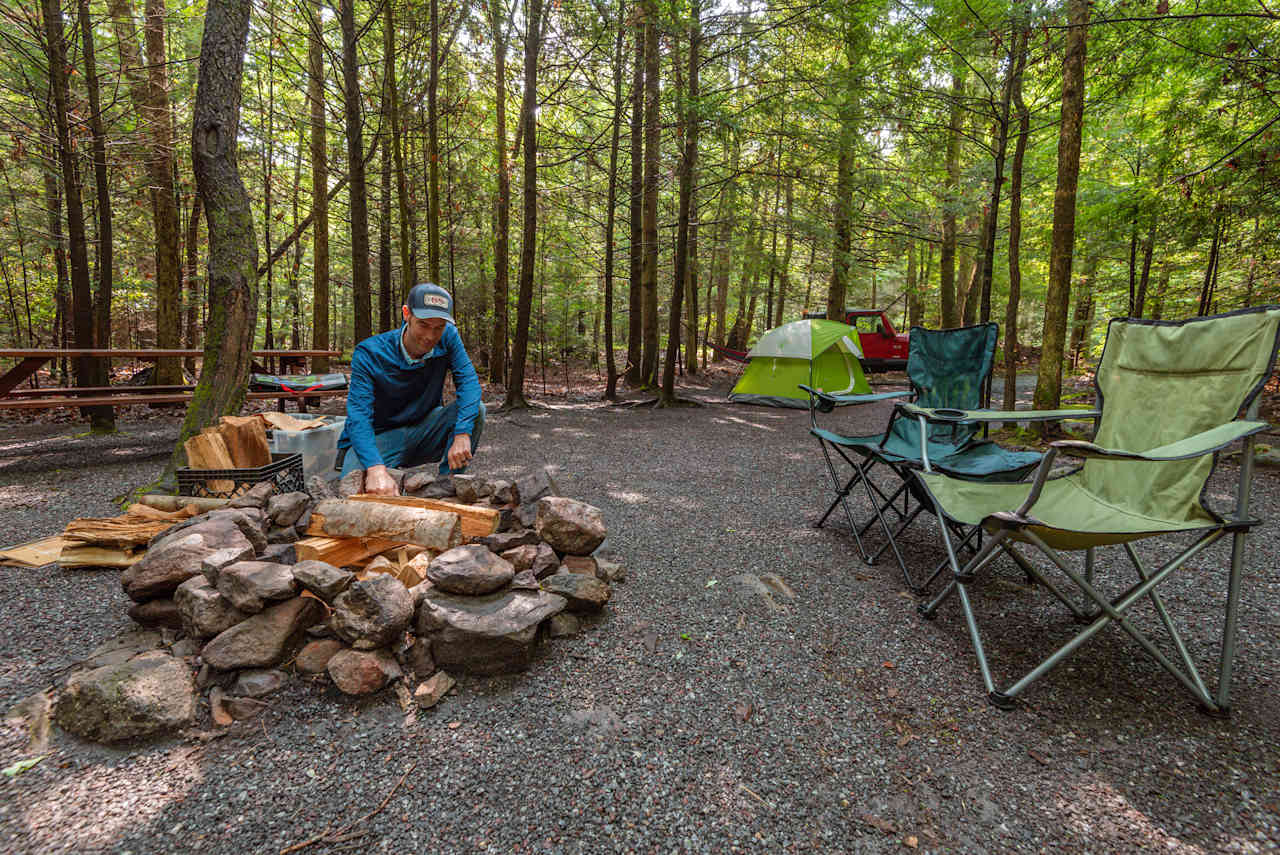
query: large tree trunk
[
  {"left": 1003, "top": 27, "right": 1029, "bottom": 411},
  {"left": 660, "top": 0, "right": 698, "bottom": 405},
  {"left": 77, "top": 0, "right": 115, "bottom": 429},
  {"left": 42, "top": 142, "right": 70, "bottom": 381},
  {"left": 940, "top": 70, "right": 965, "bottom": 328},
  {"left": 307, "top": 0, "right": 329, "bottom": 371},
  {"left": 339, "top": 0, "right": 372, "bottom": 344},
  {"left": 713, "top": 138, "right": 737, "bottom": 358},
  {"left": 426, "top": 0, "right": 441, "bottom": 281},
  {"left": 639, "top": 1, "right": 660, "bottom": 387},
  {"left": 184, "top": 194, "right": 203, "bottom": 372},
  {"left": 977, "top": 33, "right": 1016, "bottom": 326},
  {"left": 44, "top": 0, "right": 107, "bottom": 430},
  {"left": 503, "top": 0, "right": 541, "bottom": 409},
  {"left": 378, "top": 110, "right": 393, "bottom": 332},
  {"left": 625, "top": 21, "right": 644, "bottom": 385},
  {"left": 171, "top": 0, "right": 258, "bottom": 479},
  {"left": 488, "top": 0, "right": 510, "bottom": 384},
  {"left": 260, "top": 8, "right": 276, "bottom": 354},
  {"left": 1033, "top": 0, "right": 1090, "bottom": 420},
  {"left": 388, "top": 0, "right": 414, "bottom": 297},
  {"left": 603, "top": 18, "right": 624, "bottom": 400}
]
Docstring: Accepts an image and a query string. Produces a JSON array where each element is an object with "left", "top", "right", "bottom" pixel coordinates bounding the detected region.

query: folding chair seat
[
  {"left": 802, "top": 323, "right": 1042, "bottom": 592},
  {"left": 907, "top": 307, "right": 1280, "bottom": 714}
]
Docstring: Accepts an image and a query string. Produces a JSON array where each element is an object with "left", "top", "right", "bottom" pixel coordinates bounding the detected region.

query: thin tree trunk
[
  {"left": 184, "top": 195, "right": 203, "bottom": 371},
  {"left": 171, "top": 0, "right": 258, "bottom": 481},
  {"left": 426, "top": 0, "right": 441, "bottom": 281},
  {"left": 978, "top": 30, "right": 1016, "bottom": 326},
  {"left": 503, "top": 0, "right": 541, "bottom": 409},
  {"left": 1033, "top": 0, "right": 1090, "bottom": 421},
  {"left": 1069, "top": 254, "right": 1097, "bottom": 367},
  {"left": 625, "top": 19, "right": 643, "bottom": 385},
  {"left": 603, "top": 17, "right": 624, "bottom": 400},
  {"left": 639, "top": 0, "right": 660, "bottom": 387},
  {"left": 378, "top": 113, "right": 393, "bottom": 332},
  {"left": 43, "top": 142, "right": 69, "bottom": 381},
  {"left": 488, "top": 0, "right": 510, "bottom": 384},
  {"left": 261, "top": 3, "right": 276, "bottom": 354},
  {"left": 940, "top": 70, "right": 965, "bottom": 328},
  {"left": 1198, "top": 214, "right": 1224, "bottom": 316},
  {"left": 339, "top": 0, "right": 372, "bottom": 344},
  {"left": 308, "top": 0, "right": 329, "bottom": 371},
  {"left": 287, "top": 122, "right": 305, "bottom": 349},
  {"left": 1135, "top": 219, "right": 1156, "bottom": 318},
  {"left": 1003, "top": 26, "right": 1028, "bottom": 411},
  {"left": 386, "top": 0, "right": 414, "bottom": 294},
  {"left": 776, "top": 164, "right": 793, "bottom": 327}
]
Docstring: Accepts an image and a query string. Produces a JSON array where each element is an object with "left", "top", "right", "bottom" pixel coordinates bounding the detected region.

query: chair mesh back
[
  {"left": 889, "top": 324, "right": 999, "bottom": 450},
  {"left": 1083, "top": 308, "right": 1280, "bottom": 521}
]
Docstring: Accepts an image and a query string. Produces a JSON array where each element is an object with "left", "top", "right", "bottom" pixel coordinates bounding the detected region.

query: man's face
[{"left": 401, "top": 305, "right": 446, "bottom": 357}]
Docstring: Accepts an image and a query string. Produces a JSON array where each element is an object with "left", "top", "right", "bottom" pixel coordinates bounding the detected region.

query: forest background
[{"left": 0, "top": 0, "right": 1276, "bottom": 445}]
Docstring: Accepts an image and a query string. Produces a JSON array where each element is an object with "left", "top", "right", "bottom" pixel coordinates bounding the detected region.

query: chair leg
[
  {"left": 1123, "top": 543, "right": 1212, "bottom": 703},
  {"left": 815, "top": 440, "right": 870, "bottom": 562},
  {"left": 1216, "top": 529, "right": 1248, "bottom": 714}
]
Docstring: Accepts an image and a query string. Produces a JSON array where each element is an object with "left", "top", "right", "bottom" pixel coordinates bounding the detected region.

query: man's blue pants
[{"left": 340, "top": 400, "right": 486, "bottom": 477}]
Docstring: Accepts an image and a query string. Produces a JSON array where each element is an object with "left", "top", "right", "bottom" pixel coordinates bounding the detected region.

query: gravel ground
[{"left": 0, "top": 375, "right": 1277, "bottom": 854}]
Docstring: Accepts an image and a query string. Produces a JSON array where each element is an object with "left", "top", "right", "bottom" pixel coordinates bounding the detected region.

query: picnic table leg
[{"left": 0, "top": 357, "right": 51, "bottom": 398}]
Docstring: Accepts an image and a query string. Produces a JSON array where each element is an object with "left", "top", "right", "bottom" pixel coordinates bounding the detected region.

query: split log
[
  {"left": 261, "top": 412, "right": 329, "bottom": 431},
  {"left": 345, "top": 494, "right": 500, "bottom": 538},
  {"left": 183, "top": 429, "right": 236, "bottom": 494},
  {"left": 307, "top": 499, "right": 462, "bottom": 550},
  {"left": 62, "top": 505, "right": 199, "bottom": 548},
  {"left": 295, "top": 535, "right": 400, "bottom": 567},
  {"left": 218, "top": 415, "right": 271, "bottom": 468},
  {"left": 0, "top": 535, "right": 69, "bottom": 567},
  {"left": 137, "top": 495, "right": 230, "bottom": 514},
  {"left": 58, "top": 545, "right": 142, "bottom": 568}
]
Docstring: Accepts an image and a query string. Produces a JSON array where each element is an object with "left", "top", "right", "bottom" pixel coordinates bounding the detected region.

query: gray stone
[
  {"left": 426, "top": 544, "right": 515, "bottom": 596},
  {"left": 397, "top": 637, "right": 435, "bottom": 678},
  {"left": 413, "top": 671, "right": 456, "bottom": 709},
  {"left": 124, "top": 521, "right": 255, "bottom": 602},
  {"left": 385, "top": 468, "right": 406, "bottom": 492},
  {"left": 490, "top": 480, "right": 518, "bottom": 505},
  {"left": 541, "top": 572, "right": 611, "bottom": 613},
  {"left": 81, "top": 629, "right": 164, "bottom": 671},
  {"left": 201, "top": 597, "right": 324, "bottom": 670},
  {"left": 452, "top": 475, "right": 492, "bottom": 504},
  {"left": 548, "top": 612, "right": 581, "bottom": 638},
  {"left": 562, "top": 555, "right": 598, "bottom": 576},
  {"left": 305, "top": 475, "right": 336, "bottom": 501},
  {"left": 331, "top": 574, "right": 414, "bottom": 650},
  {"left": 327, "top": 648, "right": 401, "bottom": 695},
  {"left": 514, "top": 503, "right": 539, "bottom": 529},
  {"left": 224, "top": 696, "right": 269, "bottom": 721},
  {"left": 170, "top": 638, "right": 201, "bottom": 659},
  {"left": 336, "top": 469, "right": 364, "bottom": 498},
  {"left": 200, "top": 545, "right": 258, "bottom": 585},
  {"left": 479, "top": 530, "right": 540, "bottom": 552},
  {"left": 267, "top": 491, "right": 310, "bottom": 527},
  {"left": 295, "top": 639, "right": 344, "bottom": 675},
  {"left": 293, "top": 507, "right": 313, "bottom": 537},
  {"left": 127, "top": 598, "right": 182, "bottom": 630},
  {"left": 267, "top": 525, "right": 300, "bottom": 545},
  {"left": 730, "top": 573, "right": 786, "bottom": 612},
  {"left": 510, "top": 569, "right": 540, "bottom": 591},
  {"left": 175, "top": 575, "right": 249, "bottom": 639},
  {"left": 229, "top": 668, "right": 287, "bottom": 698},
  {"left": 55, "top": 651, "right": 196, "bottom": 743},
  {"left": 418, "top": 479, "right": 456, "bottom": 499},
  {"left": 416, "top": 588, "right": 567, "bottom": 675},
  {"left": 500, "top": 542, "right": 560, "bottom": 579},
  {"left": 594, "top": 557, "right": 626, "bottom": 583},
  {"left": 402, "top": 467, "right": 439, "bottom": 495},
  {"left": 216, "top": 561, "right": 299, "bottom": 614},
  {"left": 259, "top": 543, "right": 298, "bottom": 565},
  {"left": 228, "top": 481, "right": 276, "bottom": 510},
  {"left": 292, "top": 560, "right": 353, "bottom": 602},
  {"left": 161, "top": 508, "right": 268, "bottom": 555},
  {"left": 536, "top": 497, "right": 607, "bottom": 556},
  {"left": 515, "top": 467, "right": 559, "bottom": 505}
]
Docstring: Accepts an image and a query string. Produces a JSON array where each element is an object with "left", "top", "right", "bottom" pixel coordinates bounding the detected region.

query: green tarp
[{"left": 729, "top": 319, "right": 871, "bottom": 408}]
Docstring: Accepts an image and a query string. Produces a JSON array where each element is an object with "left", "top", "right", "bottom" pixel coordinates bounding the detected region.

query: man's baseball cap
[{"left": 406, "top": 282, "right": 455, "bottom": 324}]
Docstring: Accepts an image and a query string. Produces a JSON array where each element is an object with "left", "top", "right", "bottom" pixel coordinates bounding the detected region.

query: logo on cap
[{"left": 422, "top": 294, "right": 449, "bottom": 309}]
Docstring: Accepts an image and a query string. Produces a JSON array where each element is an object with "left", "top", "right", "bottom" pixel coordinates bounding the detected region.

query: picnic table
[{"left": 0, "top": 349, "right": 346, "bottom": 412}]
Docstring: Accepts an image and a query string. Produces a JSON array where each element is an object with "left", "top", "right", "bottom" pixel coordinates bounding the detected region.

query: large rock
[
  {"left": 295, "top": 639, "right": 344, "bottom": 675},
  {"left": 229, "top": 668, "right": 287, "bottom": 698},
  {"left": 479, "top": 530, "right": 540, "bottom": 552},
  {"left": 305, "top": 475, "right": 336, "bottom": 501},
  {"left": 452, "top": 475, "right": 492, "bottom": 504},
  {"left": 490, "top": 480, "right": 518, "bottom": 505},
  {"left": 201, "top": 597, "right": 324, "bottom": 670},
  {"left": 501, "top": 542, "right": 560, "bottom": 579},
  {"left": 331, "top": 575, "right": 414, "bottom": 650},
  {"left": 336, "top": 469, "right": 364, "bottom": 498},
  {"left": 228, "top": 481, "right": 276, "bottom": 510},
  {"left": 55, "top": 651, "right": 196, "bottom": 743},
  {"left": 292, "top": 560, "right": 354, "bottom": 602},
  {"left": 267, "top": 492, "right": 310, "bottom": 527},
  {"left": 327, "top": 648, "right": 401, "bottom": 695},
  {"left": 126, "top": 598, "right": 182, "bottom": 630},
  {"left": 416, "top": 588, "right": 567, "bottom": 675},
  {"left": 516, "top": 468, "right": 559, "bottom": 505},
  {"left": 154, "top": 508, "right": 267, "bottom": 555},
  {"left": 123, "top": 520, "right": 255, "bottom": 602},
  {"left": 267, "top": 525, "right": 299, "bottom": 545},
  {"left": 200, "top": 545, "right": 257, "bottom": 585},
  {"left": 217, "top": 561, "right": 298, "bottom": 613},
  {"left": 426, "top": 545, "right": 515, "bottom": 596},
  {"left": 541, "top": 572, "right": 611, "bottom": 613},
  {"left": 535, "top": 498, "right": 607, "bottom": 556},
  {"left": 175, "top": 576, "right": 249, "bottom": 639}
]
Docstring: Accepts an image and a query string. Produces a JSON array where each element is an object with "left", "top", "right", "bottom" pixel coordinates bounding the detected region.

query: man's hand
[
  {"left": 447, "top": 434, "right": 473, "bottom": 472},
  {"left": 363, "top": 464, "right": 398, "bottom": 496}
]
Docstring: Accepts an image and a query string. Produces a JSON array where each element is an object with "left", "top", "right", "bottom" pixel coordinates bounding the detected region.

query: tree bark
[
  {"left": 488, "top": 0, "right": 510, "bottom": 384},
  {"left": 713, "top": 137, "right": 737, "bottom": 358},
  {"left": 426, "top": 0, "right": 442, "bottom": 282},
  {"left": 307, "top": 0, "right": 330, "bottom": 371},
  {"left": 625, "top": 20, "right": 644, "bottom": 385},
  {"left": 387, "top": 0, "right": 413, "bottom": 297},
  {"left": 339, "top": 0, "right": 372, "bottom": 345},
  {"left": 1003, "top": 27, "right": 1029, "bottom": 411},
  {"left": 503, "top": 0, "right": 541, "bottom": 409},
  {"left": 639, "top": 0, "right": 660, "bottom": 387},
  {"left": 603, "top": 17, "right": 624, "bottom": 400},
  {"left": 1033, "top": 0, "right": 1090, "bottom": 420},
  {"left": 172, "top": 0, "right": 258, "bottom": 480},
  {"left": 940, "top": 70, "right": 965, "bottom": 328},
  {"left": 184, "top": 195, "right": 203, "bottom": 371},
  {"left": 978, "top": 30, "right": 1017, "bottom": 326},
  {"left": 378, "top": 102, "right": 393, "bottom": 332}
]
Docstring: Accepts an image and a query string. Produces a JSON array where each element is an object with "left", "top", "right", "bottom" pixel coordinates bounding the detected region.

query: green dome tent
[{"left": 728, "top": 318, "right": 871, "bottom": 408}]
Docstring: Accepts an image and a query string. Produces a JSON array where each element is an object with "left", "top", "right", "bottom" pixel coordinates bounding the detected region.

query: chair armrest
[
  {"left": 799, "top": 385, "right": 911, "bottom": 413},
  {"left": 1051, "top": 421, "right": 1269, "bottom": 462},
  {"left": 898, "top": 402, "right": 1100, "bottom": 423}
]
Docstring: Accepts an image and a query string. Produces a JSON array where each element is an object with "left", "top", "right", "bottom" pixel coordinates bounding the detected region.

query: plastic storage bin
[{"left": 267, "top": 414, "right": 346, "bottom": 481}]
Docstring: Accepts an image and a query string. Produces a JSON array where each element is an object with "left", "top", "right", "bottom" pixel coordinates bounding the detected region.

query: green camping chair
[
  {"left": 802, "top": 323, "right": 1043, "bottom": 592},
  {"left": 908, "top": 307, "right": 1280, "bottom": 713}
]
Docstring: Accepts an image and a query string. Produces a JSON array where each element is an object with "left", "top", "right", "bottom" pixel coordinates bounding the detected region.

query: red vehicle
[{"left": 804, "top": 308, "right": 910, "bottom": 372}]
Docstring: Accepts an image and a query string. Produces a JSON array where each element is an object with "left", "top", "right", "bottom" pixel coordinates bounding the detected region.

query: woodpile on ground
[{"left": 9, "top": 466, "right": 623, "bottom": 744}]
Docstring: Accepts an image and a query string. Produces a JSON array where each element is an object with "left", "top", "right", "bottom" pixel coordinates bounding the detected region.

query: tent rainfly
[{"left": 728, "top": 319, "right": 871, "bottom": 408}]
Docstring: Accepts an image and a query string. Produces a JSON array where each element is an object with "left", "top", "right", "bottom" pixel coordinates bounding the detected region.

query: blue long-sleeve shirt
[{"left": 338, "top": 323, "right": 482, "bottom": 469}]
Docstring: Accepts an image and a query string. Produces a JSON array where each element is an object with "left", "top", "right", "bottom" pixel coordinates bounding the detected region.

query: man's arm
[
  {"left": 344, "top": 345, "right": 385, "bottom": 471},
  {"left": 446, "top": 325, "right": 482, "bottom": 436}
]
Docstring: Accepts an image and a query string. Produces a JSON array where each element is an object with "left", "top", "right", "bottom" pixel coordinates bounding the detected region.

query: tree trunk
[
  {"left": 426, "top": 0, "right": 441, "bottom": 282},
  {"left": 287, "top": 123, "right": 304, "bottom": 349},
  {"left": 77, "top": 0, "right": 115, "bottom": 428},
  {"left": 828, "top": 135, "right": 853, "bottom": 320},
  {"left": 503, "top": 0, "right": 541, "bottom": 409},
  {"left": 639, "top": 1, "right": 660, "bottom": 388},
  {"left": 978, "top": 32, "right": 1016, "bottom": 326},
  {"left": 378, "top": 112, "right": 393, "bottom": 332},
  {"left": 603, "top": 18, "right": 624, "bottom": 400},
  {"left": 1003, "top": 26, "right": 1028, "bottom": 411},
  {"left": 776, "top": 164, "right": 793, "bottom": 327},
  {"left": 184, "top": 195, "right": 203, "bottom": 371},
  {"left": 388, "top": 0, "right": 414, "bottom": 295},
  {"left": 713, "top": 137, "right": 738, "bottom": 358},
  {"left": 1198, "top": 214, "right": 1224, "bottom": 316},
  {"left": 940, "top": 70, "right": 965, "bottom": 328},
  {"left": 43, "top": 142, "right": 69, "bottom": 381},
  {"left": 308, "top": 0, "right": 330, "bottom": 371},
  {"left": 260, "top": 6, "right": 276, "bottom": 353},
  {"left": 660, "top": 0, "right": 698, "bottom": 406},
  {"left": 625, "top": 20, "right": 644, "bottom": 386},
  {"left": 172, "top": 0, "right": 258, "bottom": 480},
  {"left": 488, "top": 0, "right": 510, "bottom": 384},
  {"left": 1069, "top": 254, "right": 1097, "bottom": 368},
  {"left": 1135, "top": 219, "right": 1156, "bottom": 318},
  {"left": 339, "top": 0, "right": 372, "bottom": 345},
  {"left": 1033, "top": 0, "right": 1090, "bottom": 421}
]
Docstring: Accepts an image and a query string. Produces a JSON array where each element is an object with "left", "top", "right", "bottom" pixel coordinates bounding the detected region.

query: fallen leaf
[
  {"left": 860, "top": 813, "right": 896, "bottom": 834},
  {"left": 447, "top": 721, "right": 461, "bottom": 729},
  {"left": 1, "top": 755, "right": 45, "bottom": 777},
  {"left": 882, "top": 661, "right": 896, "bottom": 670},
  {"left": 209, "top": 688, "right": 232, "bottom": 727},
  {"left": 897, "top": 734, "right": 912, "bottom": 748},
  {"left": 1027, "top": 748, "right": 1050, "bottom": 767},
  {"left": 887, "top": 687, "right": 899, "bottom": 698},
  {"left": 854, "top": 573, "right": 871, "bottom": 581},
  {"left": 905, "top": 835, "right": 919, "bottom": 848},
  {"left": 733, "top": 701, "right": 753, "bottom": 722}
]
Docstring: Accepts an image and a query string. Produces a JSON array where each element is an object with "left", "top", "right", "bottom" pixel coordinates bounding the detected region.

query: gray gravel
[{"left": 0, "top": 378, "right": 1277, "bottom": 854}]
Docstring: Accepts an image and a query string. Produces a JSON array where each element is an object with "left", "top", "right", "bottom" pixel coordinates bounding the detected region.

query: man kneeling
[{"left": 337, "top": 283, "right": 485, "bottom": 496}]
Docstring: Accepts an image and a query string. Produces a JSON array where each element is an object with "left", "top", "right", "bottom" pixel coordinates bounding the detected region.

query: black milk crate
[{"left": 177, "top": 452, "right": 305, "bottom": 499}]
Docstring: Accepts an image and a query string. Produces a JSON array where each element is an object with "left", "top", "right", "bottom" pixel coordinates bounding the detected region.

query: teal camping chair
[
  {"left": 908, "top": 307, "right": 1280, "bottom": 713},
  {"left": 802, "top": 323, "right": 1043, "bottom": 592}
]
